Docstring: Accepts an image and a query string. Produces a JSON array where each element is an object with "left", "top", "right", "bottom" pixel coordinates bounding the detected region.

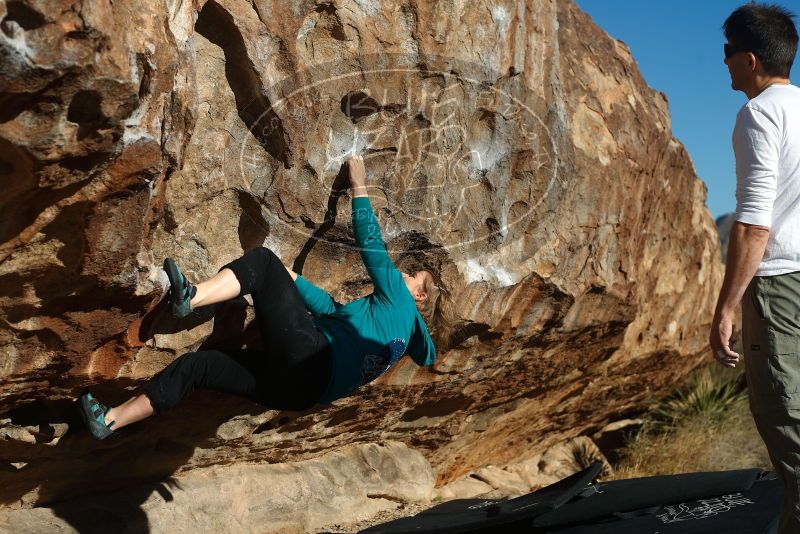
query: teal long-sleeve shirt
[{"left": 294, "top": 196, "right": 436, "bottom": 404}]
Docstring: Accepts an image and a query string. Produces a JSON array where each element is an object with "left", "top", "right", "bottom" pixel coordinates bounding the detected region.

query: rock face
[
  {"left": 1, "top": 441, "right": 435, "bottom": 533},
  {"left": 716, "top": 212, "right": 735, "bottom": 263},
  {"left": 0, "top": 0, "right": 722, "bottom": 530},
  {"left": 435, "top": 436, "right": 613, "bottom": 501}
]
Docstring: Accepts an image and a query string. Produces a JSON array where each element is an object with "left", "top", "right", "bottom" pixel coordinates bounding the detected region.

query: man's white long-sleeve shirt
[{"left": 734, "top": 83, "right": 800, "bottom": 276}]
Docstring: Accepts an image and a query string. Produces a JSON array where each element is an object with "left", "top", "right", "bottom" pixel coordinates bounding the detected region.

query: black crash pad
[
  {"left": 360, "top": 463, "right": 603, "bottom": 533},
  {"left": 534, "top": 467, "right": 762, "bottom": 527},
  {"left": 550, "top": 472, "right": 780, "bottom": 534},
  {"left": 362, "top": 465, "right": 779, "bottom": 534}
]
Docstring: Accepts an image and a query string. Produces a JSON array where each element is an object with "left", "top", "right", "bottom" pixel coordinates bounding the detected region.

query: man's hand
[
  {"left": 710, "top": 312, "right": 740, "bottom": 367},
  {"left": 709, "top": 221, "right": 769, "bottom": 368},
  {"left": 347, "top": 155, "right": 368, "bottom": 197}
]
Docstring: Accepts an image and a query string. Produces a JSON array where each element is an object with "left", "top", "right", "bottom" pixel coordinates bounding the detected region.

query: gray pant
[{"left": 743, "top": 271, "right": 800, "bottom": 534}]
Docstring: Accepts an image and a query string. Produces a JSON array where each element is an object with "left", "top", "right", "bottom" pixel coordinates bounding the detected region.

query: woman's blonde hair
[{"left": 416, "top": 270, "right": 459, "bottom": 352}]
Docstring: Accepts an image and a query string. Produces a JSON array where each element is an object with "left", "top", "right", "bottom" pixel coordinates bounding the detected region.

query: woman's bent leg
[
  {"left": 190, "top": 268, "right": 241, "bottom": 308},
  {"left": 221, "top": 247, "right": 334, "bottom": 406},
  {"left": 107, "top": 344, "right": 328, "bottom": 431},
  {"left": 142, "top": 349, "right": 263, "bottom": 413},
  {"left": 220, "top": 246, "right": 283, "bottom": 297},
  {"left": 222, "top": 247, "right": 327, "bottom": 368},
  {"left": 105, "top": 394, "right": 155, "bottom": 431},
  {"left": 256, "top": 346, "right": 333, "bottom": 411}
]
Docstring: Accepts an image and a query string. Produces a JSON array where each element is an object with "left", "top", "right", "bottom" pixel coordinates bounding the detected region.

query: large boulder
[
  {"left": 716, "top": 212, "right": 735, "bottom": 263},
  {"left": 0, "top": 0, "right": 722, "bottom": 529}
]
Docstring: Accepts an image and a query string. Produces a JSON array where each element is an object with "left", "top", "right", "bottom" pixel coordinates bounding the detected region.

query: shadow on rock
[
  {"left": 0, "top": 293, "right": 328, "bottom": 532},
  {"left": 292, "top": 162, "right": 350, "bottom": 274},
  {"left": 136, "top": 294, "right": 216, "bottom": 343},
  {"left": 0, "top": 373, "right": 307, "bottom": 532}
]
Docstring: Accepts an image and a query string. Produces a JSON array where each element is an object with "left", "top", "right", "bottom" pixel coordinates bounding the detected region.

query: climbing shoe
[
  {"left": 164, "top": 257, "right": 196, "bottom": 319},
  {"left": 78, "top": 391, "right": 115, "bottom": 440}
]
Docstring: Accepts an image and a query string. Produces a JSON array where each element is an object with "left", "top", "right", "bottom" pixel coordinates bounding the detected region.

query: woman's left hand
[{"left": 347, "top": 155, "right": 367, "bottom": 189}]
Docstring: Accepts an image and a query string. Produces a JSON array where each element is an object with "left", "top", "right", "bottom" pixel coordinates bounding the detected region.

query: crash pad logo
[
  {"left": 233, "top": 53, "right": 560, "bottom": 253},
  {"left": 467, "top": 501, "right": 502, "bottom": 510},
  {"left": 360, "top": 338, "right": 406, "bottom": 384},
  {"left": 656, "top": 493, "right": 755, "bottom": 523}
]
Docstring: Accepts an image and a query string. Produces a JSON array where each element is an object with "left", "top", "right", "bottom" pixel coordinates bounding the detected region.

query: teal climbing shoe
[
  {"left": 78, "top": 391, "right": 115, "bottom": 440},
  {"left": 164, "top": 257, "right": 195, "bottom": 319}
]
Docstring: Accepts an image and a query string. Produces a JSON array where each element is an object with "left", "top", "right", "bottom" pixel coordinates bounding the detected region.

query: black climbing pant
[{"left": 143, "top": 247, "right": 333, "bottom": 412}]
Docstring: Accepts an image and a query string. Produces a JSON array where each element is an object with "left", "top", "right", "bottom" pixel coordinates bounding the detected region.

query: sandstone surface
[
  {"left": 0, "top": 0, "right": 722, "bottom": 530},
  {"left": 0, "top": 441, "right": 434, "bottom": 533}
]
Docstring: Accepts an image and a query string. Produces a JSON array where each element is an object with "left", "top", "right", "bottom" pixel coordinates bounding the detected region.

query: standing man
[{"left": 710, "top": 3, "right": 799, "bottom": 532}]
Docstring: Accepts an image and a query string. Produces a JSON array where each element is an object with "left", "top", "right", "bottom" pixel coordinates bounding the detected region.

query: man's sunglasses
[{"left": 724, "top": 43, "right": 751, "bottom": 59}]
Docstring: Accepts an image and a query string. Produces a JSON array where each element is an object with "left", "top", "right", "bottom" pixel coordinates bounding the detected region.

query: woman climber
[{"left": 78, "top": 155, "right": 457, "bottom": 439}]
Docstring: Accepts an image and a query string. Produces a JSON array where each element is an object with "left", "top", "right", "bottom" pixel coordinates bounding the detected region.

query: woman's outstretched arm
[
  {"left": 346, "top": 156, "right": 408, "bottom": 302},
  {"left": 348, "top": 155, "right": 369, "bottom": 199}
]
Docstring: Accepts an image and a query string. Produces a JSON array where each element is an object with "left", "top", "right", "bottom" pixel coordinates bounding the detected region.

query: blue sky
[{"left": 575, "top": 0, "right": 796, "bottom": 219}]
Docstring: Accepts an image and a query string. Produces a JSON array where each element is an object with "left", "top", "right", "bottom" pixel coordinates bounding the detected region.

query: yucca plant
[{"left": 651, "top": 367, "right": 747, "bottom": 428}]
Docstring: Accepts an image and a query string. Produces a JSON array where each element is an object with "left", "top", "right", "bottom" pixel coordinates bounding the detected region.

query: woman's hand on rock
[{"left": 347, "top": 155, "right": 367, "bottom": 192}]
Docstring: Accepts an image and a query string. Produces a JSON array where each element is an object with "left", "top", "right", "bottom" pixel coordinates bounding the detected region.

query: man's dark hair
[{"left": 723, "top": 3, "right": 798, "bottom": 77}]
